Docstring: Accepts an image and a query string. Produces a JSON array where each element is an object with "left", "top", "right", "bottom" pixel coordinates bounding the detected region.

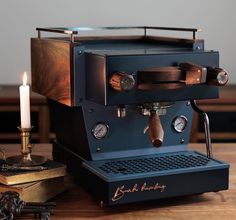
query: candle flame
[{"left": 23, "top": 72, "right": 27, "bottom": 86}]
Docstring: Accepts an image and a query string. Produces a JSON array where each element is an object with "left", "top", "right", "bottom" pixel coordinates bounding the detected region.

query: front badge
[{"left": 112, "top": 182, "right": 166, "bottom": 202}]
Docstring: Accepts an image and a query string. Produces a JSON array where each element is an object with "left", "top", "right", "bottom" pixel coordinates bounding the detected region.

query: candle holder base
[
  {"left": 5, "top": 126, "right": 48, "bottom": 167},
  {"left": 6, "top": 155, "right": 47, "bottom": 167}
]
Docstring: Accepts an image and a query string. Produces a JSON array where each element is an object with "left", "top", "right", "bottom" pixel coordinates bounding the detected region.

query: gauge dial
[
  {"left": 172, "top": 116, "right": 188, "bottom": 133},
  {"left": 92, "top": 123, "right": 109, "bottom": 139}
]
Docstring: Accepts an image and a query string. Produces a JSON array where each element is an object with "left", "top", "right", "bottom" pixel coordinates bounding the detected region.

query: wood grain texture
[
  {"left": 31, "top": 38, "right": 72, "bottom": 106},
  {"left": 138, "top": 66, "right": 185, "bottom": 90},
  {"left": 3, "top": 143, "right": 236, "bottom": 220}
]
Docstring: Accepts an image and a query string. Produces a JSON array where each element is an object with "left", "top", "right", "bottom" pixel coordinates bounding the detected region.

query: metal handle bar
[
  {"left": 36, "top": 26, "right": 201, "bottom": 42},
  {"left": 191, "top": 100, "right": 213, "bottom": 158}
]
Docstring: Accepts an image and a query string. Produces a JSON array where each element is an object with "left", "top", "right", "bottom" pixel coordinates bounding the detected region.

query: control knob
[
  {"left": 109, "top": 72, "right": 135, "bottom": 92},
  {"left": 207, "top": 67, "right": 229, "bottom": 86}
]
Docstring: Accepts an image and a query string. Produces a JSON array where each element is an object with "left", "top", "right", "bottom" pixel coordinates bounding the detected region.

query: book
[
  {"left": 0, "top": 160, "right": 66, "bottom": 185},
  {"left": 0, "top": 176, "right": 66, "bottom": 202}
]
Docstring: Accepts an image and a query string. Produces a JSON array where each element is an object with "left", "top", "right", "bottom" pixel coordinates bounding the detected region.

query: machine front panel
[{"left": 86, "top": 52, "right": 219, "bottom": 105}]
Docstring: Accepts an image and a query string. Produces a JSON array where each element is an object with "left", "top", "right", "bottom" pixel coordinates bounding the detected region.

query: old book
[
  {"left": 0, "top": 160, "right": 66, "bottom": 185},
  {"left": 0, "top": 176, "right": 66, "bottom": 202}
]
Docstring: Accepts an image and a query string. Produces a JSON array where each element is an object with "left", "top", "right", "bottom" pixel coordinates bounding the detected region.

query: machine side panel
[
  {"left": 86, "top": 53, "right": 107, "bottom": 105},
  {"left": 31, "top": 38, "right": 73, "bottom": 106},
  {"left": 48, "top": 100, "right": 92, "bottom": 160},
  {"left": 73, "top": 47, "right": 86, "bottom": 105}
]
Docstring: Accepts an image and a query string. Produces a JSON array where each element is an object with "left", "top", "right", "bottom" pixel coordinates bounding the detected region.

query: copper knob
[
  {"left": 206, "top": 68, "right": 229, "bottom": 86},
  {"left": 109, "top": 72, "right": 135, "bottom": 92},
  {"left": 147, "top": 113, "right": 164, "bottom": 147}
]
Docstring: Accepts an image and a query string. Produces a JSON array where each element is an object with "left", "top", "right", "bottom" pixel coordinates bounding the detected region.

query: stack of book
[{"left": 0, "top": 160, "right": 67, "bottom": 202}]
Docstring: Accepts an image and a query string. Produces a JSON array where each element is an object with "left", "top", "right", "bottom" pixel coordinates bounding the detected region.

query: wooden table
[{"left": 2, "top": 143, "right": 236, "bottom": 220}]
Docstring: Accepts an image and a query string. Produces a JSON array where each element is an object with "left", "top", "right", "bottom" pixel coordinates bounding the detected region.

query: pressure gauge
[
  {"left": 92, "top": 123, "right": 109, "bottom": 139},
  {"left": 172, "top": 116, "right": 188, "bottom": 133}
]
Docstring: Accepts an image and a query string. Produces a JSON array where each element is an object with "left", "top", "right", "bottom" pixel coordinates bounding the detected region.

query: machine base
[{"left": 53, "top": 141, "right": 229, "bottom": 206}]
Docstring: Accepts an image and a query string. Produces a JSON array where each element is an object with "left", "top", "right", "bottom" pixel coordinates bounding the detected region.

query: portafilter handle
[{"left": 147, "top": 112, "right": 164, "bottom": 147}]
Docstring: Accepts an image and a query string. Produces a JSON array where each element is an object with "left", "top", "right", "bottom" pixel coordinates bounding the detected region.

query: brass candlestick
[{"left": 6, "top": 127, "right": 47, "bottom": 167}]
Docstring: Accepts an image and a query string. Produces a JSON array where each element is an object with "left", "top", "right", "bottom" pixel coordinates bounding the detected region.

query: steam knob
[
  {"left": 207, "top": 68, "right": 229, "bottom": 86},
  {"left": 109, "top": 72, "right": 135, "bottom": 92}
]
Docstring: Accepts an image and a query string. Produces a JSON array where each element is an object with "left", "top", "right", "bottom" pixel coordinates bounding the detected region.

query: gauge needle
[
  {"left": 176, "top": 122, "right": 182, "bottom": 126},
  {"left": 97, "top": 127, "right": 103, "bottom": 134}
]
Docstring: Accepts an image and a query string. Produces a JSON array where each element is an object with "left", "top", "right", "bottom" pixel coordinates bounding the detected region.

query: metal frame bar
[
  {"left": 36, "top": 26, "right": 201, "bottom": 43},
  {"left": 191, "top": 100, "right": 213, "bottom": 158}
]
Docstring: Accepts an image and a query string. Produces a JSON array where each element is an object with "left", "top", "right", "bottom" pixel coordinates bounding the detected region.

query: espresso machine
[{"left": 31, "top": 26, "right": 229, "bottom": 205}]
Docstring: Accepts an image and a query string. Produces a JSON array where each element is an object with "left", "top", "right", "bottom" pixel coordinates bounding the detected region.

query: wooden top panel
[{"left": 31, "top": 39, "right": 72, "bottom": 106}]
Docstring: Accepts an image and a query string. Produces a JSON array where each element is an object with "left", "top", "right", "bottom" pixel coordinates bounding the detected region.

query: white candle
[{"left": 19, "top": 72, "right": 31, "bottom": 128}]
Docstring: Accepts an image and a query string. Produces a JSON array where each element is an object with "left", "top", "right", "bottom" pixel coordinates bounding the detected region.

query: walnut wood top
[{"left": 2, "top": 143, "right": 236, "bottom": 220}]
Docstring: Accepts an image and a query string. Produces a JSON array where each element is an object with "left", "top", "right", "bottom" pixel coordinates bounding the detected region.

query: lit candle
[{"left": 19, "top": 72, "right": 31, "bottom": 128}]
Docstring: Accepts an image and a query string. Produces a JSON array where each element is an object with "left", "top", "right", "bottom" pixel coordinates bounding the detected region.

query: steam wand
[{"left": 191, "top": 100, "right": 213, "bottom": 158}]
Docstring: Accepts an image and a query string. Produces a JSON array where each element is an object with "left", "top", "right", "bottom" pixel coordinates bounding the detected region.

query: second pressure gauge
[
  {"left": 172, "top": 116, "right": 188, "bottom": 133},
  {"left": 92, "top": 123, "right": 109, "bottom": 139}
]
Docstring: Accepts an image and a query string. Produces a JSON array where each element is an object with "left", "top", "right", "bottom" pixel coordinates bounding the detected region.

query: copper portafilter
[{"left": 140, "top": 102, "right": 173, "bottom": 147}]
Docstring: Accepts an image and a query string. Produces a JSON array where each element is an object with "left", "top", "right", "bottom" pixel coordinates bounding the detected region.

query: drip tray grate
[
  {"left": 83, "top": 151, "right": 228, "bottom": 180},
  {"left": 98, "top": 153, "right": 210, "bottom": 175}
]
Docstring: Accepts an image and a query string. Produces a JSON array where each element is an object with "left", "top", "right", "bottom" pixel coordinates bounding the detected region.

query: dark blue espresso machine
[{"left": 31, "top": 27, "right": 229, "bottom": 205}]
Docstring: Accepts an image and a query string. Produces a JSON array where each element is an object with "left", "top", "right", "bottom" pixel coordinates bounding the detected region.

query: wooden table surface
[{"left": 2, "top": 143, "right": 236, "bottom": 220}]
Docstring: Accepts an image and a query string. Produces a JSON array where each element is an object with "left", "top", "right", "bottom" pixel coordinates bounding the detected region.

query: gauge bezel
[
  {"left": 92, "top": 122, "right": 109, "bottom": 139},
  {"left": 172, "top": 115, "right": 188, "bottom": 133}
]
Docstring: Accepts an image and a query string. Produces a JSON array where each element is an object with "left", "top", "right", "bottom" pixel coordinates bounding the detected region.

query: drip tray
[
  {"left": 82, "top": 151, "right": 229, "bottom": 205},
  {"left": 83, "top": 151, "right": 228, "bottom": 181}
]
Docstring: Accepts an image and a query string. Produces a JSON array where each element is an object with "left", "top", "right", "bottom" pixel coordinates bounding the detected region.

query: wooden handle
[{"left": 147, "top": 113, "right": 164, "bottom": 147}]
